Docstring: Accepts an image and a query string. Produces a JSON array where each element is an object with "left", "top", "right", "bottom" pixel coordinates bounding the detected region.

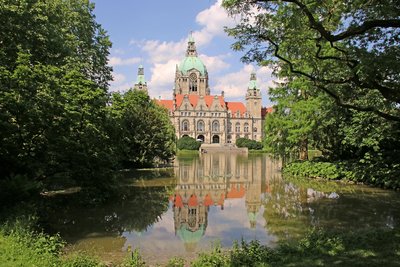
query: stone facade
[{"left": 135, "top": 35, "right": 267, "bottom": 144}]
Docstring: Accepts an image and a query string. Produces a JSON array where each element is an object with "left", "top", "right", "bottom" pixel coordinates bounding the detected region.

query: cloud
[
  {"left": 200, "top": 54, "right": 230, "bottom": 74},
  {"left": 112, "top": 72, "right": 126, "bottom": 84},
  {"left": 148, "top": 59, "right": 180, "bottom": 100},
  {"left": 108, "top": 56, "right": 141, "bottom": 67},
  {"left": 214, "top": 65, "right": 274, "bottom": 98},
  {"left": 195, "top": 0, "right": 235, "bottom": 38}
]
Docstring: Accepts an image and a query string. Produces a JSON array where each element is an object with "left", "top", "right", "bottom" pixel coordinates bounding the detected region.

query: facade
[{"left": 135, "top": 35, "right": 267, "bottom": 144}]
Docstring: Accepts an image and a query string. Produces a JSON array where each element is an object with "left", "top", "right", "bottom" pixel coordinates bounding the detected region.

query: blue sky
[{"left": 92, "top": 0, "right": 274, "bottom": 106}]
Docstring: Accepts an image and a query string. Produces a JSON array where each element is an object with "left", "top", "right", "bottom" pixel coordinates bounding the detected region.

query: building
[{"left": 135, "top": 35, "right": 267, "bottom": 144}]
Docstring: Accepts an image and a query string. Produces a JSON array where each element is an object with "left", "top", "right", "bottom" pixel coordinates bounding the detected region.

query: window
[
  {"left": 228, "top": 122, "right": 232, "bottom": 133},
  {"left": 235, "top": 122, "right": 240, "bottom": 133},
  {"left": 254, "top": 127, "right": 257, "bottom": 132},
  {"left": 182, "top": 120, "right": 189, "bottom": 131},
  {"left": 212, "top": 120, "right": 220, "bottom": 132},
  {"left": 244, "top": 123, "right": 249, "bottom": 133},
  {"left": 189, "top": 73, "right": 197, "bottom": 92},
  {"left": 197, "top": 120, "right": 205, "bottom": 132}
]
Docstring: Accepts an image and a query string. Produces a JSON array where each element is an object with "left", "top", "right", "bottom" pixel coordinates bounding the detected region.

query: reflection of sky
[{"left": 121, "top": 196, "right": 276, "bottom": 263}]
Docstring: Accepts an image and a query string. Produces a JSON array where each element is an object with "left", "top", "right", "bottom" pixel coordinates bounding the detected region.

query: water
[{"left": 43, "top": 152, "right": 400, "bottom": 264}]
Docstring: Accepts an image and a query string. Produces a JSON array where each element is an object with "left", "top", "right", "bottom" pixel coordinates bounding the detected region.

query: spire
[
  {"left": 248, "top": 71, "right": 258, "bottom": 90},
  {"left": 136, "top": 64, "right": 145, "bottom": 84},
  {"left": 186, "top": 32, "right": 197, "bottom": 57},
  {"left": 134, "top": 65, "right": 148, "bottom": 92}
]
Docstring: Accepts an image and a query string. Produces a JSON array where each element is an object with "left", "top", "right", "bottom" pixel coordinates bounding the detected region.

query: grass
[{"left": 1, "top": 223, "right": 399, "bottom": 266}]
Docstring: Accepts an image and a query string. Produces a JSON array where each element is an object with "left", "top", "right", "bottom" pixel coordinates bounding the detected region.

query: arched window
[
  {"left": 182, "top": 120, "right": 189, "bottom": 131},
  {"left": 212, "top": 120, "right": 220, "bottom": 132},
  {"left": 197, "top": 120, "right": 204, "bottom": 132},
  {"left": 244, "top": 123, "right": 249, "bottom": 133},
  {"left": 235, "top": 122, "right": 240, "bottom": 133},
  {"left": 228, "top": 122, "right": 232, "bottom": 133},
  {"left": 189, "top": 73, "right": 197, "bottom": 92}
]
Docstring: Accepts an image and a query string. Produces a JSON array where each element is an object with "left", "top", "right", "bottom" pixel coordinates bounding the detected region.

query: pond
[{"left": 43, "top": 152, "right": 400, "bottom": 265}]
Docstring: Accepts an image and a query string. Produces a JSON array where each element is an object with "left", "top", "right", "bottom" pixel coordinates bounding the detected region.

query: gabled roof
[
  {"left": 156, "top": 99, "right": 173, "bottom": 110},
  {"left": 175, "top": 94, "right": 225, "bottom": 109},
  {"left": 226, "top": 102, "right": 247, "bottom": 117}
]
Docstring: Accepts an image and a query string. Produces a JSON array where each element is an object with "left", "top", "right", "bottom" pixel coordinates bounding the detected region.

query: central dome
[{"left": 179, "top": 56, "right": 207, "bottom": 76}]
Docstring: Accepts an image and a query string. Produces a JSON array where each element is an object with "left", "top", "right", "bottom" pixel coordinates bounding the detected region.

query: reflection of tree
[
  {"left": 264, "top": 174, "right": 400, "bottom": 241},
  {"left": 263, "top": 178, "right": 311, "bottom": 241},
  {"left": 41, "top": 184, "right": 172, "bottom": 243}
]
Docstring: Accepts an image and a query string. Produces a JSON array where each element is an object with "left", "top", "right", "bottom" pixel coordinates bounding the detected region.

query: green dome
[
  {"left": 177, "top": 224, "right": 205, "bottom": 244},
  {"left": 179, "top": 56, "right": 207, "bottom": 76}
]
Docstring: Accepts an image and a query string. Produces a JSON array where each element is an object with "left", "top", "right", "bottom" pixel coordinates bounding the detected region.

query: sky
[{"left": 91, "top": 0, "right": 275, "bottom": 106}]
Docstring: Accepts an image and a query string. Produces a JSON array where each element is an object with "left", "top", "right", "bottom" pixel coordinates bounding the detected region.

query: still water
[{"left": 44, "top": 153, "right": 400, "bottom": 264}]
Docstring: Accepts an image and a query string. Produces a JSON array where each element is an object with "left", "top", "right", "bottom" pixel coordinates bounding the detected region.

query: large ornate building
[{"left": 134, "top": 35, "right": 269, "bottom": 144}]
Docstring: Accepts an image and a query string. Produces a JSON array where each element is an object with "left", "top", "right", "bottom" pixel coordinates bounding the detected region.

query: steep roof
[
  {"left": 226, "top": 102, "right": 247, "bottom": 117},
  {"left": 156, "top": 99, "right": 173, "bottom": 110},
  {"left": 175, "top": 94, "right": 225, "bottom": 109}
]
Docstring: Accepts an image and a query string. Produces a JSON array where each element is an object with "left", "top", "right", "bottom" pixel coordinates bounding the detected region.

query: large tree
[
  {"left": 223, "top": 0, "right": 400, "bottom": 121},
  {"left": 0, "top": 0, "right": 113, "bottom": 192}
]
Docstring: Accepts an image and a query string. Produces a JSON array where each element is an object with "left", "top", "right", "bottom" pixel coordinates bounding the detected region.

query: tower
[
  {"left": 133, "top": 65, "right": 148, "bottom": 92},
  {"left": 245, "top": 72, "right": 262, "bottom": 117},
  {"left": 175, "top": 34, "right": 209, "bottom": 96}
]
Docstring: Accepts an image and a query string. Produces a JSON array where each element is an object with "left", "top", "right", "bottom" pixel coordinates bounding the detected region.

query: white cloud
[
  {"left": 195, "top": 0, "right": 235, "bottom": 38},
  {"left": 148, "top": 59, "right": 179, "bottom": 100},
  {"left": 112, "top": 72, "right": 126, "bottom": 84},
  {"left": 200, "top": 54, "right": 230, "bottom": 74},
  {"left": 214, "top": 65, "right": 274, "bottom": 98},
  {"left": 108, "top": 56, "right": 141, "bottom": 67}
]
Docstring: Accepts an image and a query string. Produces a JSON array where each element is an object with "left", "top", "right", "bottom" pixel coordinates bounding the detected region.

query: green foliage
[
  {"left": 0, "top": 0, "right": 177, "bottom": 203},
  {"left": 236, "top": 138, "right": 263, "bottom": 150},
  {"left": 109, "top": 90, "right": 176, "bottom": 168},
  {"left": 230, "top": 240, "right": 274, "bottom": 267},
  {"left": 284, "top": 161, "right": 341, "bottom": 180},
  {"left": 191, "top": 243, "right": 229, "bottom": 267},
  {"left": 62, "top": 254, "right": 105, "bottom": 267},
  {"left": 166, "top": 257, "right": 185, "bottom": 267},
  {"left": 224, "top": 0, "right": 400, "bottom": 189},
  {"left": 284, "top": 159, "right": 400, "bottom": 189},
  {"left": 120, "top": 249, "right": 146, "bottom": 267},
  {"left": 177, "top": 136, "right": 201, "bottom": 150}
]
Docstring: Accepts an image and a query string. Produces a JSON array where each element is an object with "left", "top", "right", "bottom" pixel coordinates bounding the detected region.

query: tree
[
  {"left": 0, "top": 0, "right": 113, "bottom": 193},
  {"left": 109, "top": 90, "right": 176, "bottom": 168},
  {"left": 177, "top": 136, "right": 201, "bottom": 150},
  {"left": 223, "top": 0, "right": 400, "bottom": 121}
]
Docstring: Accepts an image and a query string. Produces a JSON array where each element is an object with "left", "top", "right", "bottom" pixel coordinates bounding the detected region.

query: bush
[
  {"left": 177, "top": 136, "right": 201, "bottom": 150},
  {"left": 236, "top": 138, "right": 263, "bottom": 150}
]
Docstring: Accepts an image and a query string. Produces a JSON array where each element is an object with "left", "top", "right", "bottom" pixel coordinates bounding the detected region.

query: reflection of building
[
  {"left": 134, "top": 34, "right": 273, "bottom": 144},
  {"left": 170, "top": 153, "right": 281, "bottom": 250}
]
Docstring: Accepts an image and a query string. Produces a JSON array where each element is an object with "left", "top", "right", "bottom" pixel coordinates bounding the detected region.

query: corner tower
[
  {"left": 245, "top": 72, "right": 262, "bottom": 118},
  {"left": 175, "top": 34, "right": 210, "bottom": 96},
  {"left": 134, "top": 65, "right": 148, "bottom": 92}
]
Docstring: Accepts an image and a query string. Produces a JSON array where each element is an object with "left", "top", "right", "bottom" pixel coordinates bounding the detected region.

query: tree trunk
[{"left": 299, "top": 138, "right": 308, "bottom": 160}]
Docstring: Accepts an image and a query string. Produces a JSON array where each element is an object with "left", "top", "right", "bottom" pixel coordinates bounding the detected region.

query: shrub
[
  {"left": 177, "top": 136, "right": 201, "bottom": 150},
  {"left": 236, "top": 138, "right": 263, "bottom": 150}
]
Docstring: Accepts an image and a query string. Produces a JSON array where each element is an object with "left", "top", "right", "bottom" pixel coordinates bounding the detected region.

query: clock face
[{"left": 189, "top": 73, "right": 197, "bottom": 82}]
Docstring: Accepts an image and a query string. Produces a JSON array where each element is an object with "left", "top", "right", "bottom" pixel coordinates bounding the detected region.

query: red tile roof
[
  {"left": 156, "top": 99, "right": 173, "bottom": 110},
  {"left": 174, "top": 94, "right": 226, "bottom": 109},
  {"left": 226, "top": 102, "right": 247, "bottom": 117}
]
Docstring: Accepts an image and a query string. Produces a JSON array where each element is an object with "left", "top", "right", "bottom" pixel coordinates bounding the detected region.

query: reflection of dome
[
  {"left": 177, "top": 224, "right": 205, "bottom": 252},
  {"left": 179, "top": 56, "right": 207, "bottom": 76}
]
